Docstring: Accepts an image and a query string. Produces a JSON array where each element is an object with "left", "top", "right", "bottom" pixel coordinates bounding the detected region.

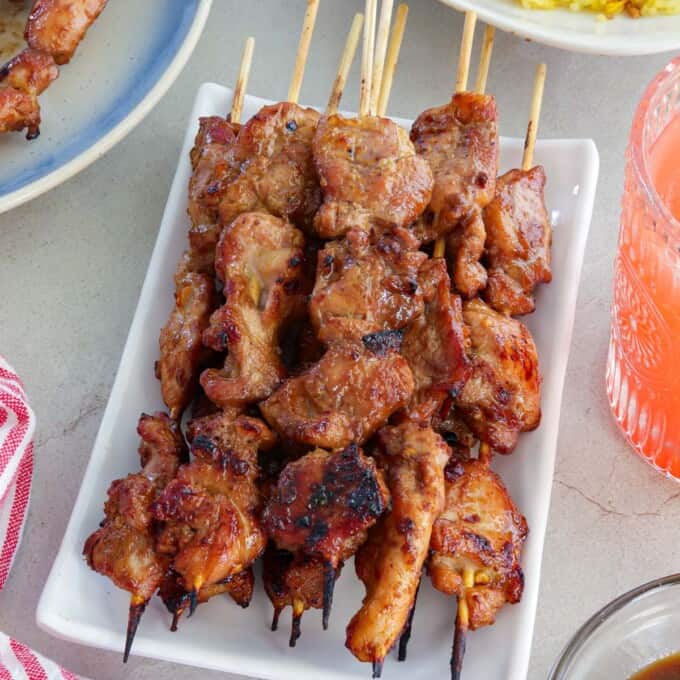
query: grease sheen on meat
[
  {"left": 457, "top": 298, "right": 541, "bottom": 454},
  {"left": 313, "top": 114, "right": 433, "bottom": 239},
  {"left": 483, "top": 166, "right": 552, "bottom": 316},
  {"left": 200, "top": 212, "right": 308, "bottom": 409},
  {"left": 83, "top": 413, "right": 186, "bottom": 601},
  {"left": 401, "top": 258, "right": 470, "bottom": 423},
  {"left": 217, "top": 102, "right": 322, "bottom": 234},
  {"left": 152, "top": 410, "right": 275, "bottom": 592},
  {"left": 0, "top": 48, "right": 57, "bottom": 138},
  {"left": 310, "top": 227, "right": 427, "bottom": 344},
  {"left": 260, "top": 339, "right": 414, "bottom": 449},
  {"left": 429, "top": 456, "right": 527, "bottom": 630},
  {"left": 25, "top": 0, "right": 108, "bottom": 65},
  {"left": 346, "top": 422, "right": 449, "bottom": 666}
]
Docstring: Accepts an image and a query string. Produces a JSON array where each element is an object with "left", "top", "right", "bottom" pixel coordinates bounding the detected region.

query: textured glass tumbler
[{"left": 606, "top": 57, "right": 680, "bottom": 480}]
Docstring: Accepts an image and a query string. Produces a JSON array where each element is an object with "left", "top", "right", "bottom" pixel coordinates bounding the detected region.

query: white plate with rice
[{"left": 439, "top": 0, "right": 680, "bottom": 55}]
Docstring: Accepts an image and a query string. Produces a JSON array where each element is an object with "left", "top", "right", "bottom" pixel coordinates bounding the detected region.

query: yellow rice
[{"left": 518, "top": 0, "right": 680, "bottom": 17}]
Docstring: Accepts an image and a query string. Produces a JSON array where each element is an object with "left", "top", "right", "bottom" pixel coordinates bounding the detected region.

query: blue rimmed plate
[{"left": 0, "top": 0, "right": 212, "bottom": 215}]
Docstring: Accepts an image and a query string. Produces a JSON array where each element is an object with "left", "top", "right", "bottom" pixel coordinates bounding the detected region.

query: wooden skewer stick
[
  {"left": 231, "top": 36, "right": 255, "bottom": 124},
  {"left": 124, "top": 595, "right": 147, "bottom": 663},
  {"left": 360, "top": 0, "right": 378, "bottom": 117},
  {"left": 474, "top": 25, "right": 494, "bottom": 95},
  {"left": 479, "top": 441, "right": 492, "bottom": 463},
  {"left": 290, "top": 598, "right": 305, "bottom": 647},
  {"left": 451, "top": 568, "right": 474, "bottom": 680},
  {"left": 377, "top": 3, "right": 409, "bottom": 117},
  {"left": 327, "top": 12, "right": 364, "bottom": 114},
  {"left": 371, "top": 0, "right": 394, "bottom": 113},
  {"left": 287, "top": 0, "right": 321, "bottom": 104},
  {"left": 522, "top": 62, "right": 546, "bottom": 171},
  {"left": 433, "top": 11, "right": 477, "bottom": 259},
  {"left": 455, "top": 11, "right": 477, "bottom": 93}
]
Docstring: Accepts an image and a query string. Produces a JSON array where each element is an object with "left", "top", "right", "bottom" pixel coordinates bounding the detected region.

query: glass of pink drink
[{"left": 607, "top": 57, "right": 680, "bottom": 480}]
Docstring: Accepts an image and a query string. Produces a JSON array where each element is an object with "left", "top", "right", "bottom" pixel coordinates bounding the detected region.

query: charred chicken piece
[
  {"left": 260, "top": 336, "right": 414, "bottom": 450},
  {"left": 310, "top": 227, "right": 427, "bottom": 345},
  {"left": 264, "top": 444, "right": 389, "bottom": 628},
  {"left": 25, "top": 0, "right": 108, "bottom": 65},
  {"left": 346, "top": 422, "right": 449, "bottom": 675},
  {"left": 217, "top": 102, "right": 321, "bottom": 234},
  {"left": 159, "top": 567, "right": 254, "bottom": 630},
  {"left": 482, "top": 166, "right": 552, "bottom": 316},
  {"left": 152, "top": 410, "right": 275, "bottom": 601},
  {"left": 183, "top": 115, "right": 240, "bottom": 276},
  {"left": 83, "top": 413, "right": 186, "bottom": 661},
  {"left": 411, "top": 92, "right": 498, "bottom": 297},
  {"left": 313, "top": 114, "right": 433, "bottom": 239},
  {"left": 156, "top": 271, "right": 217, "bottom": 421},
  {"left": 456, "top": 298, "right": 541, "bottom": 454},
  {"left": 200, "top": 212, "right": 308, "bottom": 409},
  {"left": 263, "top": 546, "right": 343, "bottom": 646},
  {"left": 429, "top": 455, "right": 527, "bottom": 631},
  {"left": 401, "top": 259, "right": 470, "bottom": 423},
  {"left": 0, "top": 48, "right": 57, "bottom": 138}
]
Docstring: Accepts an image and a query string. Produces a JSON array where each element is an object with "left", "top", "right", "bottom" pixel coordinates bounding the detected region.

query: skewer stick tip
[
  {"left": 474, "top": 24, "right": 495, "bottom": 95},
  {"left": 124, "top": 597, "right": 147, "bottom": 663},
  {"left": 522, "top": 62, "right": 547, "bottom": 171},
  {"left": 376, "top": 3, "right": 409, "bottom": 117},
  {"left": 287, "top": 0, "right": 321, "bottom": 104},
  {"left": 231, "top": 36, "right": 255, "bottom": 125},
  {"left": 371, "top": 0, "right": 395, "bottom": 113},
  {"left": 322, "top": 561, "right": 336, "bottom": 630},
  {"left": 455, "top": 11, "right": 477, "bottom": 93},
  {"left": 327, "top": 12, "right": 364, "bottom": 115},
  {"left": 359, "top": 0, "right": 378, "bottom": 117}
]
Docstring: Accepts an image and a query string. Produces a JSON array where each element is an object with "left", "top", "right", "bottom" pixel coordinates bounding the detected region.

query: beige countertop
[{"left": 0, "top": 1, "right": 676, "bottom": 678}]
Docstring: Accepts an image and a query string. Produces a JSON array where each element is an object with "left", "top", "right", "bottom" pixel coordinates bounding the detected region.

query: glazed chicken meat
[
  {"left": 83, "top": 413, "right": 186, "bottom": 610},
  {"left": 401, "top": 258, "right": 470, "bottom": 423},
  {"left": 260, "top": 336, "right": 414, "bottom": 449},
  {"left": 25, "top": 0, "right": 108, "bottom": 65},
  {"left": 200, "top": 212, "right": 308, "bottom": 409},
  {"left": 483, "top": 166, "right": 552, "bottom": 316},
  {"left": 156, "top": 271, "right": 216, "bottom": 421},
  {"left": 346, "top": 422, "right": 450, "bottom": 672},
  {"left": 456, "top": 298, "right": 541, "bottom": 454},
  {"left": 429, "top": 455, "right": 528, "bottom": 630},
  {"left": 313, "top": 113, "right": 433, "bottom": 239},
  {"left": 411, "top": 92, "right": 498, "bottom": 297},
  {"left": 310, "top": 227, "right": 427, "bottom": 344},
  {"left": 217, "top": 102, "right": 322, "bottom": 234},
  {"left": 0, "top": 48, "right": 57, "bottom": 138},
  {"left": 152, "top": 409, "right": 275, "bottom": 597}
]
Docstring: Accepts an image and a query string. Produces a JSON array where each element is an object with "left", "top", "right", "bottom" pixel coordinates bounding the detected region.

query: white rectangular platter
[{"left": 37, "top": 83, "right": 599, "bottom": 680}]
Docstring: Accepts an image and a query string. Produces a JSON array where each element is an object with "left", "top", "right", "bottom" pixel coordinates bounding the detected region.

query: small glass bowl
[{"left": 549, "top": 574, "right": 680, "bottom": 679}]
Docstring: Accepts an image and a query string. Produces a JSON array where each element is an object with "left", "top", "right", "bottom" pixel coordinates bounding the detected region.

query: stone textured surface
[{"left": 0, "top": 1, "right": 677, "bottom": 679}]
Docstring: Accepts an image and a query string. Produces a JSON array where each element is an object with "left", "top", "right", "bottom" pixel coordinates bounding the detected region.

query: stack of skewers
[{"left": 83, "top": 3, "right": 552, "bottom": 678}]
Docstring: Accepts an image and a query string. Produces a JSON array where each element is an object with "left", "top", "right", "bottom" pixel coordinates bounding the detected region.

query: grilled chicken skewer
[
  {"left": 482, "top": 64, "right": 551, "bottom": 316},
  {"left": 414, "top": 13, "right": 498, "bottom": 302},
  {"left": 431, "top": 444, "right": 528, "bottom": 680},
  {"left": 157, "top": 38, "right": 255, "bottom": 421},
  {"left": 83, "top": 413, "right": 187, "bottom": 661},
  {"left": 1, "top": 0, "right": 109, "bottom": 138},
  {"left": 264, "top": 444, "right": 390, "bottom": 630},
  {"left": 346, "top": 422, "right": 450, "bottom": 678}
]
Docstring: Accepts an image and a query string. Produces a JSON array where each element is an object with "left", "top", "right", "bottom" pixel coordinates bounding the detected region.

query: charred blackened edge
[{"left": 362, "top": 329, "right": 405, "bottom": 355}]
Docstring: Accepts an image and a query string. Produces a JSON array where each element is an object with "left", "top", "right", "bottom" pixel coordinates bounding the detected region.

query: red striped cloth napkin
[{"left": 0, "top": 356, "right": 83, "bottom": 679}]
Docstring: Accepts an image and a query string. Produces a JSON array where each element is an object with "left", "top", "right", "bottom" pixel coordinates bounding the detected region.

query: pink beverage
[{"left": 607, "top": 57, "right": 680, "bottom": 479}]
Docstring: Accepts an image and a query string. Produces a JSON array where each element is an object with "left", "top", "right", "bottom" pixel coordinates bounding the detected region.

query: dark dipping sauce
[{"left": 631, "top": 652, "right": 680, "bottom": 680}]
